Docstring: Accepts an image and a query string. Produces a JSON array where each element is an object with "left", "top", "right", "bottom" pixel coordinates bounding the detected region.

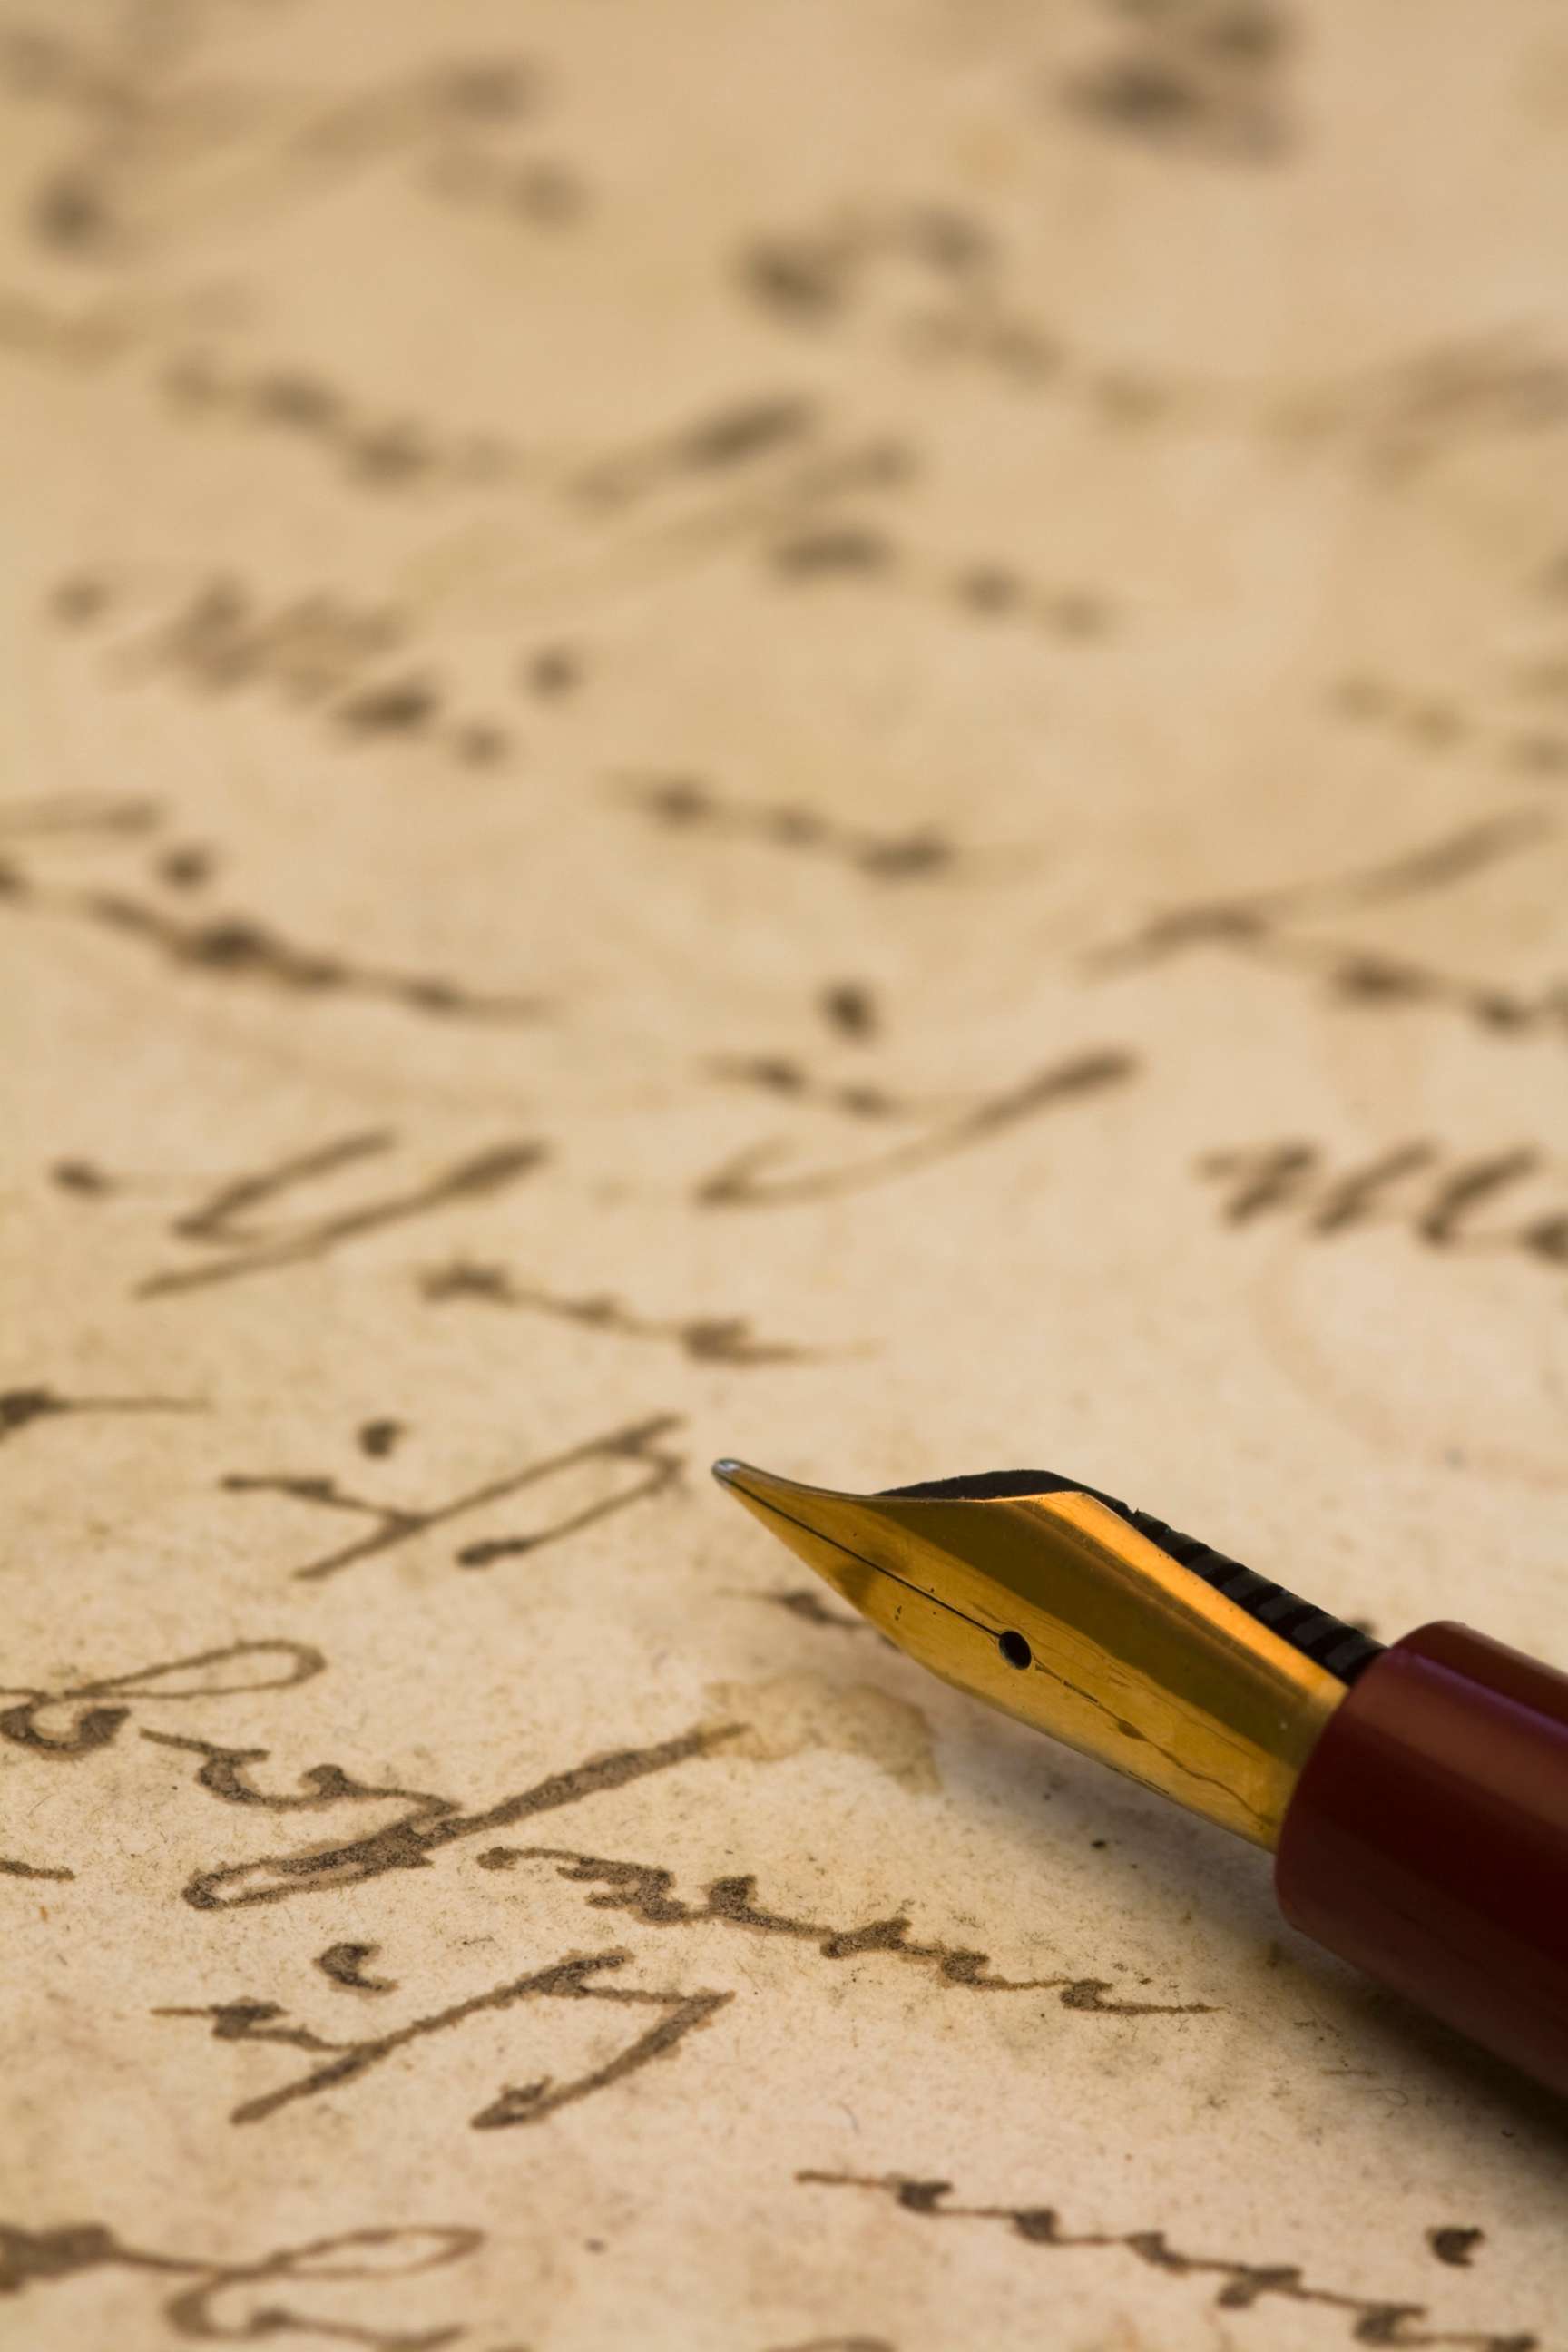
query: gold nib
[{"left": 712, "top": 1460, "right": 1344, "bottom": 1847}]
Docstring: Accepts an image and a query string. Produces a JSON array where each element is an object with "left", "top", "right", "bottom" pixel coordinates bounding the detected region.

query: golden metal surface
[{"left": 713, "top": 1464, "right": 1344, "bottom": 1847}]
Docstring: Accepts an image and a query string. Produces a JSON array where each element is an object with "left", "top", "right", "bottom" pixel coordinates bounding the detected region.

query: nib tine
[
  {"left": 710, "top": 1456, "right": 768, "bottom": 1498},
  {"left": 710, "top": 1456, "right": 886, "bottom": 1616},
  {"left": 710, "top": 1457, "right": 825, "bottom": 1507}
]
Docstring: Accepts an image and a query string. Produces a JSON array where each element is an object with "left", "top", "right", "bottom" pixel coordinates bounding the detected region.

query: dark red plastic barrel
[{"left": 1274, "top": 1621, "right": 1568, "bottom": 2096}]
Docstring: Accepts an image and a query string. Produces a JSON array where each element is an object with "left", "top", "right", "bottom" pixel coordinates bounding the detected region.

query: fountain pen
[{"left": 713, "top": 1459, "right": 1568, "bottom": 2099}]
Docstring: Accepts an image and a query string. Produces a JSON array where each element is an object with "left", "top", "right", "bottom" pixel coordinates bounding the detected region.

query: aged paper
[{"left": 5, "top": 3, "right": 1568, "bottom": 2346}]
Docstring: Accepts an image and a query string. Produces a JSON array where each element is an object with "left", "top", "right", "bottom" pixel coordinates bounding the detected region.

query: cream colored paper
[{"left": 5, "top": 4, "right": 1568, "bottom": 2347}]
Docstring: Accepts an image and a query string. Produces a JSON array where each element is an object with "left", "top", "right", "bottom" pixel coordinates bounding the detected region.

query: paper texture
[{"left": 5, "top": 4, "right": 1568, "bottom": 2346}]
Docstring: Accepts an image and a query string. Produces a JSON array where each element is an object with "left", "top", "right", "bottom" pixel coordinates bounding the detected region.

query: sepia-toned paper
[{"left": 5, "top": 4, "right": 1568, "bottom": 2346}]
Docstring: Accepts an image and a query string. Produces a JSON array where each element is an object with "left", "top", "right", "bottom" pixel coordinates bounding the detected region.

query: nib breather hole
[{"left": 999, "top": 1630, "right": 1032, "bottom": 1670}]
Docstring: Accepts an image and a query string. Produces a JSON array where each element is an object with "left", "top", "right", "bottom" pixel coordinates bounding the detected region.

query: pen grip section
[{"left": 1274, "top": 1622, "right": 1568, "bottom": 2097}]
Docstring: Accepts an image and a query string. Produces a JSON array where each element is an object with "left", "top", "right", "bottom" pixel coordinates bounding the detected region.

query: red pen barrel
[{"left": 1274, "top": 1622, "right": 1568, "bottom": 2097}]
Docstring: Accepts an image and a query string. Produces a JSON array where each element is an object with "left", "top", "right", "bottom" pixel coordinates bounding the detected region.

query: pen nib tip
[{"left": 710, "top": 1456, "right": 807, "bottom": 1512}]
